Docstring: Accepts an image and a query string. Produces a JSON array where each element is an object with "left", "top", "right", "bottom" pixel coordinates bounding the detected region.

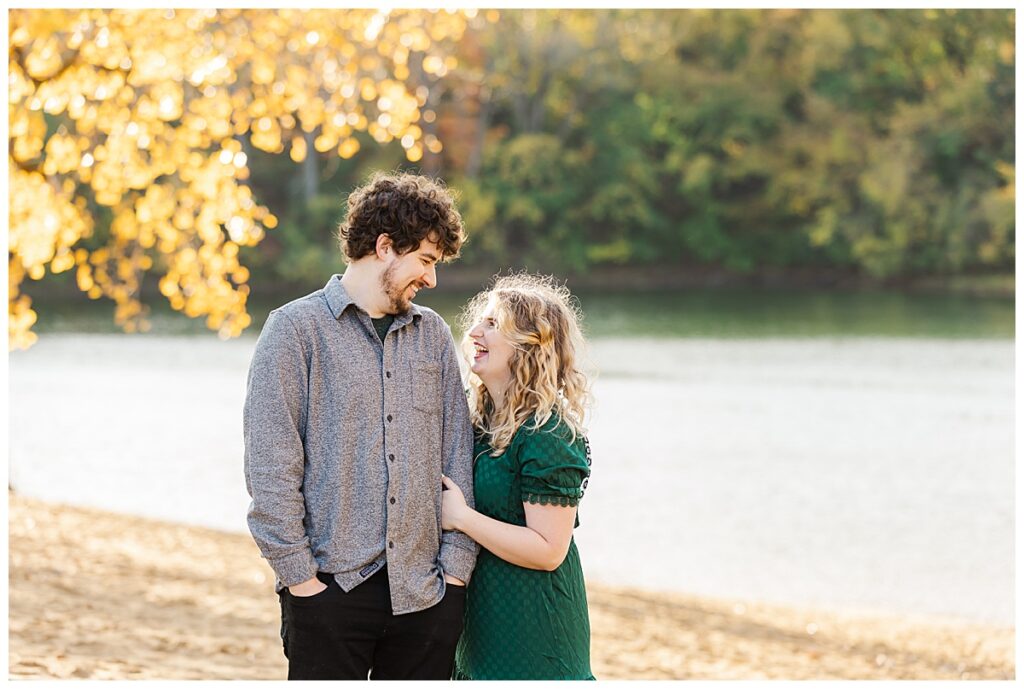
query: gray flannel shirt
[{"left": 243, "top": 275, "right": 479, "bottom": 614}]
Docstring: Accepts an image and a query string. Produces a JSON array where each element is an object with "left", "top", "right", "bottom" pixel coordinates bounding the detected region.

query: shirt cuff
[
  {"left": 268, "top": 548, "right": 319, "bottom": 587},
  {"left": 439, "top": 537, "right": 478, "bottom": 584}
]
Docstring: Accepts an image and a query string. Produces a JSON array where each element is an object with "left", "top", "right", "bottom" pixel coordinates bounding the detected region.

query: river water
[{"left": 9, "top": 322, "right": 1013, "bottom": 625}]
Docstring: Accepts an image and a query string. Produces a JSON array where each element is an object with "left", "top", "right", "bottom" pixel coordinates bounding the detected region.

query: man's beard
[{"left": 380, "top": 263, "right": 415, "bottom": 315}]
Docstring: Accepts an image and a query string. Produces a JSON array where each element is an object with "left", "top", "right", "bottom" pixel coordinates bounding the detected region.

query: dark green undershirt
[{"left": 371, "top": 314, "right": 395, "bottom": 343}]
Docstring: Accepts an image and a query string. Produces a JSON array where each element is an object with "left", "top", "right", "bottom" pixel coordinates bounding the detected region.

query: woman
[{"left": 441, "top": 273, "right": 595, "bottom": 681}]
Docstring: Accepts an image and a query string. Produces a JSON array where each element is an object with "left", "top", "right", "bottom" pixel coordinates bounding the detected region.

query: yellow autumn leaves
[{"left": 9, "top": 8, "right": 476, "bottom": 349}]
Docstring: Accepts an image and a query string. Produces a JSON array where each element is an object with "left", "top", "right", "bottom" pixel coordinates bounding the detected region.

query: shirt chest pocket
[{"left": 409, "top": 357, "right": 442, "bottom": 415}]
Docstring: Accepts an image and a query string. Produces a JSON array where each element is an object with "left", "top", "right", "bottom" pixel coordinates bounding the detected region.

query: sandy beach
[{"left": 8, "top": 492, "right": 1014, "bottom": 680}]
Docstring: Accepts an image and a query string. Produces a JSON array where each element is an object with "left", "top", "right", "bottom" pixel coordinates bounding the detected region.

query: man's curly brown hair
[{"left": 337, "top": 171, "right": 466, "bottom": 262}]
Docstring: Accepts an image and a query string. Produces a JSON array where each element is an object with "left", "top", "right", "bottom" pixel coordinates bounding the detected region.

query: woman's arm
[{"left": 441, "top": 476, "right": 576, "bottom": 571}]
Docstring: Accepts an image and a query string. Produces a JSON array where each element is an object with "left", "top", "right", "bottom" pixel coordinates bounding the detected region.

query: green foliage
[
  {"left": 246, "top": 9, "right": 1014, "bottom": 286},
  {"left": 453, "top": 8, "right": 1014, "bottom": 280}
]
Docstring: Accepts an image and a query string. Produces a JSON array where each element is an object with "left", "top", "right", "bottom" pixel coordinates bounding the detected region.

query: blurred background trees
[
  {"left": 446, "top": 9, "right": 1014, "bottom": 278},
  {"left": 8, "top": 8, "right": 474, "bottom": 348},
  {"left": 8, "top": 8, "right": 1015, "bottom": 349}
]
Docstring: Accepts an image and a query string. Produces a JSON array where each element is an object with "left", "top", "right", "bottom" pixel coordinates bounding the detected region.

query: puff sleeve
[{"left": 518, "top": 419, "right": 592, "bottom": 508}]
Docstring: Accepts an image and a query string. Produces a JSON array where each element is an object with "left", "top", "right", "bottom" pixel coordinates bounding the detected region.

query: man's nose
[{"left": 422, "top": 264, "right": 437, "bottom": 289}]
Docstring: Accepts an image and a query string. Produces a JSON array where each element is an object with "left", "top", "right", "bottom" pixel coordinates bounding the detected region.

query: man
[{"left": 243, "top": 172, "right": 478, "bottom": 680}]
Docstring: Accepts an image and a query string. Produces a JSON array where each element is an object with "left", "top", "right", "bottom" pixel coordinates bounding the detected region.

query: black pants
[{"left": 278, "top": 568, "right": 466, "bottom": 680}]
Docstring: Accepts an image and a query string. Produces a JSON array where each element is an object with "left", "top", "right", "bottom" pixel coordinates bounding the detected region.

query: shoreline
[
  {"left": 21, "top": 267, "right": 1015, "bottom": 304},
  {"left": 8, "top": 492, "right": 1014, "bottom": 680}
]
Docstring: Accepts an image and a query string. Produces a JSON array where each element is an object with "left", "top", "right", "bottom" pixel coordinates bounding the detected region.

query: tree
[
  {"left": 8, "top": 8, "right": 474, "bottom": 349},
  {"left": 443, "top": 9, "right": 1013, "bottom": 280}
]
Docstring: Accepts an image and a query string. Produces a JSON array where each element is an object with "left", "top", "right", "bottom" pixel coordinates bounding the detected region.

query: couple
[{"left": 243, "top": 172, "right": 595, "bottom": 681}]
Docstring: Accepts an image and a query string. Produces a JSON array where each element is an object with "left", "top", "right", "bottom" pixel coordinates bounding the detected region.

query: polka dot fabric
[{"left": 454, "top": 415, "right": 594, "bottom": 680}]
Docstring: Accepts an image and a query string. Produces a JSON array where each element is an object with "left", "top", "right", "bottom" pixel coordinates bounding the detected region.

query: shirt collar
[{"left": 323, "top": 274, "right": 423, "bottom": 324}]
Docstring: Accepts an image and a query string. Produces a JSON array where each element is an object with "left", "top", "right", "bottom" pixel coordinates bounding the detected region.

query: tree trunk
[
  {"left": 421, "top": 88, "right": 443, "bottom": 177},
  {"left": 302, "top": 129, "right": 318, "bottom": 200},
  {"left": 466, "top": 91, "right": 491, "bottom": 178}
]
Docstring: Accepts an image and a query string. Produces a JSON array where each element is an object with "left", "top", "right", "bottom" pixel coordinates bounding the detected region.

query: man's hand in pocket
[
  {"left": 289, "top": 576, "right": 328, "bottom": 597},
  {"left": 443, "top": 574, "right": 466, "bottom": 587}
]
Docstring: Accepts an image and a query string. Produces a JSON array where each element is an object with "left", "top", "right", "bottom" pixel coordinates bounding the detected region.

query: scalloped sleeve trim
[{"left": 523, "top": 492, "right": 582, "bottom": 507}]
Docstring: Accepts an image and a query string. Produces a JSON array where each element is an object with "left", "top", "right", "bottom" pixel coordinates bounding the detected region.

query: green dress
[{"left": 454, "top": 414, "right": 594, "bottom": 681}]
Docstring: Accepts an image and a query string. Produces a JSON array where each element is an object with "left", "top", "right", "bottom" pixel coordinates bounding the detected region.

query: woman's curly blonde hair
[{"left": 458, "top": 273, "right": 594, "bottom": 456}]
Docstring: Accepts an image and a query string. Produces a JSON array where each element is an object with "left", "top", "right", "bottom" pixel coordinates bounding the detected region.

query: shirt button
[
  {"left": 388, "top": 454, "right": 395, "bottom": 462},
  {"left": 387, "top": 414, "right": 393, "bottom": 422},
  {"left": 386, "top": 371, "right": 391, "bottom": 378},
  {"left": 388, "top": 540, "right": 394, "bottom": 549},
  {"left": 389, "top": 497, "right": 396, "bottom": 505}
]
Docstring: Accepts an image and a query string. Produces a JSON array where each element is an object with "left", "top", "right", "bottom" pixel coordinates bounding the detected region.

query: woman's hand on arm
[
  {"left": 441, "top": 474, "right": 473, "bottom": 530},
  {"left": 441, "top": 475, "right": 576, "bottom": 571}
]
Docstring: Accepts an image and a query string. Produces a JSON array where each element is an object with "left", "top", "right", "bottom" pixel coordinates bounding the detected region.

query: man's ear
[{"left": 375, "top": 233, "right": 393, "bottom": 260}]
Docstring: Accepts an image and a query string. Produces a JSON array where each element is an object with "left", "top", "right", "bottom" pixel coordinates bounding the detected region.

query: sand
[{"left": 8, "top": 492, "right": 1014, "bottom": 680}]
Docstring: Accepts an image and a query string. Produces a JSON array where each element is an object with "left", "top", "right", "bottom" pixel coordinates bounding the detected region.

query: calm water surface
[
  {"left": 32, "top": 287, "right": 1015, "bottom": 339},
  {"left": 10, "top": 290, "right": 1015, "bottom": 624}
]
